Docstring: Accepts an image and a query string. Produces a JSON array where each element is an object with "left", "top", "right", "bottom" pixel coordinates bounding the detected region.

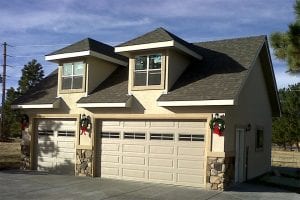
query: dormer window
[
  {"left": 134, "top": 54, "right": 163, "bottom": 87},
  {"left": 60, "top": 61, "right": 86, "bottom": 92}
]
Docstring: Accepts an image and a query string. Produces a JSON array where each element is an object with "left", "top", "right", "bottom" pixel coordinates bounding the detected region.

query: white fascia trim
[
  {"left": 90, "top": 51, "right": 128, "bottom": 66},
  {"left": 157, "top": 99, "right": 235, "bottom": 107},
  {"left": 77, "top": 102, "right": 126, "bottom": 108},
  {"left": 11, "top": 104, "right": 55, "bottom": 109},
  {"left": 45, "top": 51, "right": 90, "bottom": 61},
  {"left": 115, "top": 41, "right": 174, "bottom": 52},
  {"left": 174, "top": 41, "right": 203, "bottom": 60},
  {"left": 77, "top": 97, "right": 132, "bottom": 108}
]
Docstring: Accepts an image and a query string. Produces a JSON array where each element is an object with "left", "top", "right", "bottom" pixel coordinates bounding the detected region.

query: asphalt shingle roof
[
  {"left": 14, "top": 35, "right": 271, "bottom": 109},
  {"left": 77, "top": 67, "right": 130, "bottom": 104},
  {"left": 158, "top": 36, "right": 266, "bottom": 102},
  {"left": 47, "top": 38, "right": 127, "bottom": 62},
  {"left": 13, "top": 70, "right": 58, "bottom": 105}
]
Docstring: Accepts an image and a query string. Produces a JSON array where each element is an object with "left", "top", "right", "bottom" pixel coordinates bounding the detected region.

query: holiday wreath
[
  {"left": 209, "top": 118, "right": 225, "bottom": 136},
  {"left": 80, "top": 115, "right": 90, "bottom": 135},
  {"left": 20, "top": 114, "right": 29, "bottom": 130}
]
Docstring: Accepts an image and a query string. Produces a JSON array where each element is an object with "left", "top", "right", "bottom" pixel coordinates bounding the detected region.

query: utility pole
[{"left": 1, "top": 42, "right": 7, "bottom": 138}]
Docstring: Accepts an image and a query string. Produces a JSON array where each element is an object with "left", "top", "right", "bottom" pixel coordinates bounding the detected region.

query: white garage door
[
  {"left": 97, "top": 120, "right": 206, "bottom": 187},
  {"left": 37, "top": 119, "right": 76, "bottom": 174}
]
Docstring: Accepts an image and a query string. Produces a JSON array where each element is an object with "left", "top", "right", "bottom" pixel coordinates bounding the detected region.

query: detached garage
[
  {"left": 96, "top": 120, "right": 207, "bottom": 187},
  {"left": 36, "top": 119, "right": 76, "bottom": 175}
]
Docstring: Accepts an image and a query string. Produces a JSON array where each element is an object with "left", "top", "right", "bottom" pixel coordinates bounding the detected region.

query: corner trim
[{"left": 157, "top": 99, "right": 235, "bottom": 106}]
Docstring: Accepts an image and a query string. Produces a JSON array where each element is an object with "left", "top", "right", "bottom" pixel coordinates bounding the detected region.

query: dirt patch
[{"left": 0, "top": 140, "right": 21, "bottom": 170}]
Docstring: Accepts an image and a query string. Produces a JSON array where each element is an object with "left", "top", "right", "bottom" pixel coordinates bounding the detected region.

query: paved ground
[{"left": 0, "top": 170, "right": 299, "bottom": 200}]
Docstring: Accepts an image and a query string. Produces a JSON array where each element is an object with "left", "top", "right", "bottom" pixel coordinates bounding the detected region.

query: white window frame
[
  {"left": 132, "top": 53, "right": 165, "bottom": 90},
  {"left": 60, "top": 61, "right": 86, "bottom": 93}
]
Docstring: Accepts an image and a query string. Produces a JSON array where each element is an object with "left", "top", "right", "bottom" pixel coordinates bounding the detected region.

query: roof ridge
[{"left": 193, "top": 35, "right": 266, "bottom": 44}]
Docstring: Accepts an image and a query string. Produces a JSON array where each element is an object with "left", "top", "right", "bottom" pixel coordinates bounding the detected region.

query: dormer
[
  {"left": 45, "top": 38, "right": 128, "bottom": 98},
  {"left": 115, "top": 28, "right": 203, "bottom": 93}
]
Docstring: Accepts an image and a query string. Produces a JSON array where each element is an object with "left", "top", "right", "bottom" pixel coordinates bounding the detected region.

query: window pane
[
  {"left": 135, "top": 56, "right": 147, "bottom": 70},
  {"left": 74, "top": 62, "right": 84, "bottom": 75},
  {"left": 134, "top": 71, "right": 147, "bottom": 86},
  {"left": 148, "top": 70, "right": 161, "bottom": 85},
  {"left": 62, "top": 63, "right": 72, "bottom": 76},
  {"left": 62, "top": 77, "right": 72, "bottom": 89},
  {"left": 149, "top": 55, "right": 161, "bottom": 69},
  {"left": 73, "top": 76, "right": 83, "bottom": 89}
]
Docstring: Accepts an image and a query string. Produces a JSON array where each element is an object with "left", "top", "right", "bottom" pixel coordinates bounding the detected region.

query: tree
[
  {"left": 1, "top": 59, "right": 44, "bottom": 138},
  {"left": 2, "top": 87, "right": 20, "bottom": 137},
  {"left": 270, "top": 0, "right": 300, "bottom": 72},
  {"left": 18, "top": 59, "right": 44, "bottom": 94},
  {"left": 272, "top": 83, "right": 300, "bottom": 150}
]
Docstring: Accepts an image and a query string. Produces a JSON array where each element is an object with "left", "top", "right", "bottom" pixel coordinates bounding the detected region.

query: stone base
[
  {"left": 20, "top": 145, "right": 30, "bottom": 170},
  {"left": 207, "top": 156, "right": 235, "bottom": 190},
  {"left": 76, "top": 149, "right": 93, "bottom": 176}
]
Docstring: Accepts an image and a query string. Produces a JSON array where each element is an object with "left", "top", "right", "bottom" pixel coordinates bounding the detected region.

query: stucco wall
[
  {"left": 226, "top": 56, "right": 272, "bottom": 179},
  {"left": 87, "top": 57, "right": 117, "bottom": 94},
  {"left": 167, "top": 49, "right": 190, "bottom": 91}
]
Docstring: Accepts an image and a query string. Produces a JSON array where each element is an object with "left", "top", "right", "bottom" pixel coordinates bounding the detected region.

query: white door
[
  {"left": 235, "top": 128, "right": 245, "bottom": 183},
  {"left": 37, "top": 119, "right": 76, "bottom": 174},
  {"left": 97, "top": 120, "right": 206, "bottom": 187}
]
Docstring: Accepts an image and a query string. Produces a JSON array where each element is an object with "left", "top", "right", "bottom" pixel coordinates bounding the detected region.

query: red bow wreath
[{"left": 209, "top": 118, "right": 225, "bottom": 136}]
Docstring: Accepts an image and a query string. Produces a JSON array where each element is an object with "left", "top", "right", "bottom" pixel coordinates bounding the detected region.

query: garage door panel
[
  {"left": 102, "top": 167, "right": 119, "bottom": 176},
  {"left": 37, "top": 119, "right": 75, "bottom": 174},
  {"left": 123, "top": 144, "right": 145, "bottom": 153},
  {"left": 149, "top": 121, "right": 175, "bottom": 128},
  {"left": 149, "top": 171, "right": 173, "bottom": 181},
  {"left": 124, "top": 121, "right": 146, "bottom": 127},
  {"left": 178, "top": 147, "right": 204, "bottom": 156},
  {"left": 102, "top": 155, "right": 120, "bottom": 163},
  {"left": 102, "top": 143, "right": 120, "bottom": 151},
  {"left": 177, "top": 159, "right": 204, "bottom": 169},
  {"left": 57, "top": 141, "right": 75, "bottom": 148},
  {"left": 122, "top": 168, "right": 145, "bottom": 179},
  {"left": 123, "top": 156, "right": 145, "bottom": 165},
  {"left": 177, "top": 174, "right": 204, "bottom": 184},
  {"left": 149, "top": 145, "right": 174, "bottom": 155},
  {"left": 99, "top": 120, "right": 206, "bottom": 187},
  {"left": 149, "top": 157, "right": 173, "bottom": 167}
]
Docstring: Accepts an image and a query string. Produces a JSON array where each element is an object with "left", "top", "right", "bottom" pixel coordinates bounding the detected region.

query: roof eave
[
  {"left": 115, "top": 40, "right": 202, "bottom": 60},
  {"left": 157, "top": 99, "right": 235, "bottom": 107},
  {"left": 77, "top": 96, "right": 132, "bottom": 108},
  {"left": 45, "top": 50, "right": 128, "bottom": 66},
  {"left": 11, "top": 99, "right": 60, "bottom": 109}
]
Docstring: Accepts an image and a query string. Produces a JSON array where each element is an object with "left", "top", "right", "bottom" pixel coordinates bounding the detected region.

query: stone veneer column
[
  {"left": 76, "top": 149, "right": 93, "bottom": 176},
  {"left": 20, "top": 129, "right": 31, "bottom": 170},
  {"left": 207, "top": 157, "right": 235, "bottom": 190}
]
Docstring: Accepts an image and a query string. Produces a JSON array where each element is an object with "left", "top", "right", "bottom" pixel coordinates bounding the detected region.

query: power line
[{"left": 12, "top": 43, "right": 70, "bottom": 47}]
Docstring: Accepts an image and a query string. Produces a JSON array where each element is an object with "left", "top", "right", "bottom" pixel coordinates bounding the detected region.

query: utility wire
[{"left": 12, "top": 43, "right": 70, "bottom": 47}]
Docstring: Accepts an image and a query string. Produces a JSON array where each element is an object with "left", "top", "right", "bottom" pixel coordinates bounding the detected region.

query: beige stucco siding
[
  {"left": 87, "top": 57, "right": 118, "bottom": 94},
  {"left": 167, "top": 50, "right": 190, "bottom": 91},
  {"left": 226, "top": 56, "right": 272, "bottom": 179}
]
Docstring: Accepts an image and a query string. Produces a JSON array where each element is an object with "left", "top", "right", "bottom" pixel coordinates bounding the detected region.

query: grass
[{"left": 0, "top": 139, "right": 21, "bottom": 170}]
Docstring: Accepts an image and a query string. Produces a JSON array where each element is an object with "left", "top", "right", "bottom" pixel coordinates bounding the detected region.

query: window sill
[
  {"left": 131, "top": 85, "right": 165, "bottom": 91},
  {"left": 59, "top": 89, "right": 85, "bottom": 94}
]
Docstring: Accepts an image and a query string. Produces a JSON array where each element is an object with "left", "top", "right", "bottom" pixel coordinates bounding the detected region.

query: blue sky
[{"left": 0, "top": 0, "right": 299, "bottom": 91}]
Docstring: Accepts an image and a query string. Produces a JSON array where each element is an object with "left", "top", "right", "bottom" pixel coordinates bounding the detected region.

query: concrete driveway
[{"left": 0, "top": 170, "right": 299, "bottom": 200}]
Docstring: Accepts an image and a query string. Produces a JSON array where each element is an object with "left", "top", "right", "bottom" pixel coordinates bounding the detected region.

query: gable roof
[
  {"left": 157, "top": 36, "right": 268, "bottom": 103},
  {"left": 77, "top": 67, "right": 131, "bottom": 107},
  {"left": 12, "top": 70, "right": 60, "bottom": 108},
  {"left": 115, "top": 27, "right": 202, "bottom": 60},
  {"left": 45, "top": 38, "right": 128, "bottom": 66}
]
